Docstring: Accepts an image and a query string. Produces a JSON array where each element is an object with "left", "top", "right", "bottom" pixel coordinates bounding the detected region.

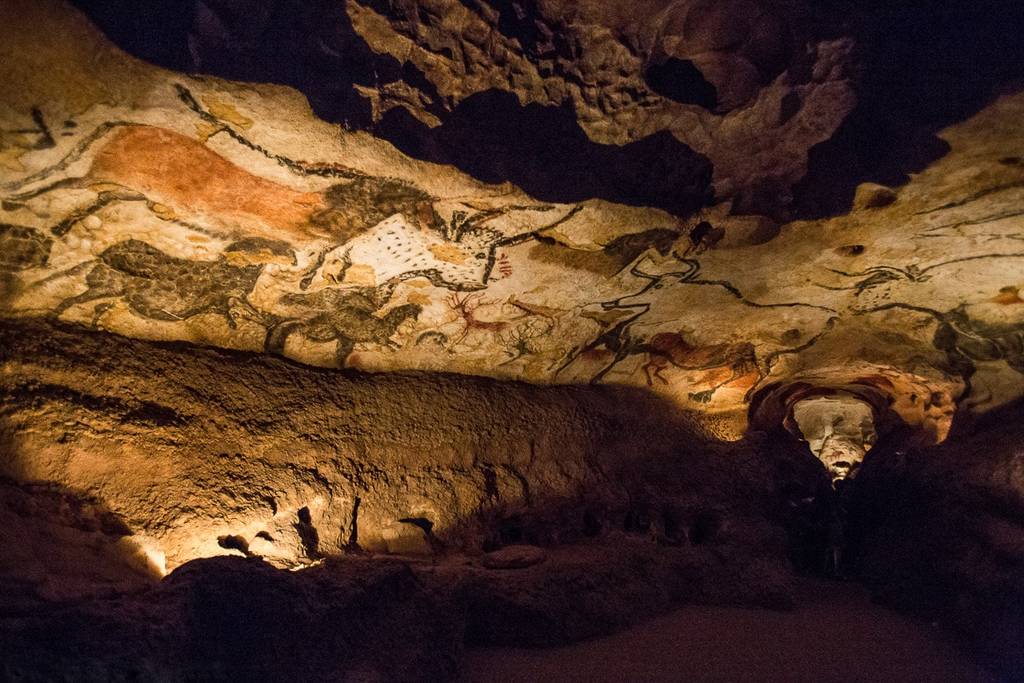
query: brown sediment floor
[{"left": 465, "top": 578, "right": 997, "bottom": 683}]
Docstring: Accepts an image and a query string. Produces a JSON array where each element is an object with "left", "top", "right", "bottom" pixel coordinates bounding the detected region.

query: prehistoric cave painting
[
  {"left": 0, "top": 107, "right": 57, "bottom": 171},
  {"left": 914, "top": 180, "right": 1024, "bottom": 218},
  {"left": 497, "top": 318, "right": 555, "bottom": 365},
  {"left": 816, "top": 265, "right": 929, "bottom": 295},
  {"left": 936, "top": 306, "right": 1024, "bottom": 376},
  {"left": 915, "top": 208, "right": 1024, "bottom": 242},
  {"left": 2, "top": 121, "right": 437, "bottom": 246},
  {"left": 46, "top": 239, "right": 279, "bottom": 328},
  {"left": 445, "top": 292, "right": 510, "bottom": 347},
  {"left": 0, "top": 223, "right": 53, "bottom": 307},
  {"left": 5, "top": 0, "right": 1024, "bottom": 438},
  {"left": 319, "top": 204, "right": 582, "bottom": 292},
  {"left": 817, "top": 253, "right": 1024, "bottom": 296},
  {"left": 641, "top": 333, "right": 760, "bottom": 403},
  {"left": 264, "top": 284, "right": 422, "bottom": 367},
  {"left": 860, "top": 301, "right": 1024, "bottom": 390},
  {"left": 558, "top": 255, "right": 832, "bottom": 392},
  {"left": 0, "top": 223, "right": 52, "bottom": 272}
]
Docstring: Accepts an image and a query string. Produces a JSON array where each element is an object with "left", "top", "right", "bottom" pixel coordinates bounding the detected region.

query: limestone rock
[
  {"left": 2, "top": 0, "right": 1022, "bottom": 438},
  {"left": 70, "top": 0, "right": 858, "bottom": 217},
  {"left": 852, "top": 182, "right": 897, "bottom": 210}
]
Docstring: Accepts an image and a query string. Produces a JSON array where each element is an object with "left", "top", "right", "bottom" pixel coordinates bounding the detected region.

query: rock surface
[
  {"left": 70, "top": 0, "right": 858, "bottom": 218},
  {"left": 1, "top": 0, "right": 1022, "bottom": 441},
  {"left": 0, "top": 1, "right": 1022, "bottom": 679},
  {"left": 0, "top": 318, "right": 825, "bottom": 578},
  {"left": 1, "top": 556, "right": 465, "bottom": 681},
  {"left": 481, "top": 544, "right": 547, "bottom": 569}
]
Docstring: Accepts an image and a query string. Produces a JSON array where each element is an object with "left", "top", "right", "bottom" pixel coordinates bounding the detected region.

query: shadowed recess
[{"left": 376, "top": 90, "right": 715, "bottom": 215}]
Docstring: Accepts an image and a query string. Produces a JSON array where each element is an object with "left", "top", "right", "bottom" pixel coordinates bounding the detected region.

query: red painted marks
[{"left": 89, "top": 126, "right": 328, "bottom": 241}]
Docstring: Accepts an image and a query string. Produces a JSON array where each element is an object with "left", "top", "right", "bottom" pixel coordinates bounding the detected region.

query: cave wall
[
  {"left": 2, "top": 316, "right": 836, "bottom": 679},
  {"left": 2, "top": 0, "right": 1022, "bottom": 444},
  {"left": 1, "top": 318, "right": 821, "bottom": 584},
  {"left": 0, "top": 0, "right": 1021, "bottom": 678}
]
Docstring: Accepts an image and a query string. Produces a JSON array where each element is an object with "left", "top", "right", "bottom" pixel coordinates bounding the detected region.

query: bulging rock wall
[{"left": 1, "top": 318, "right": 812, "bottom": 580}]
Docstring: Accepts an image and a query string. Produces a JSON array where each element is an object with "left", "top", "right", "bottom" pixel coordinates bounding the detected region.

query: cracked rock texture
[{"left": 72, "top": 0, "right": 858, "bottom": 218}]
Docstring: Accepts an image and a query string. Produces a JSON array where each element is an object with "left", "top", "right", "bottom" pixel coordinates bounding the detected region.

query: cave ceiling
[{"left": 2, "top": 0, "right": 1023, "bottom": 441}]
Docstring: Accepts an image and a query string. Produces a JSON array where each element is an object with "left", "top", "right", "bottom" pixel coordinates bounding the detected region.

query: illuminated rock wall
[{"left": 2, "top": 1, "right": 1022, "bottom": 443}]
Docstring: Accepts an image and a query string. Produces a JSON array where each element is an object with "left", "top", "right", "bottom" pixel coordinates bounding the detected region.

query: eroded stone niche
[{"left": 792, "top": 394, "right": 876, "bottom": 482}]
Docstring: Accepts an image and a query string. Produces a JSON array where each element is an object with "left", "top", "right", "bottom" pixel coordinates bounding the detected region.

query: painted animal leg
[
  {"left": 334, "top": 337, "right": 356, "bottom": 368},
  {"left": 51, "top": 285, "right": 121, "bottom": 321},
  {"left": 51, "top": 189, "right": 147, "bottom": 237},
  {"left": 3, "top": 176, "right": 84, "bottom": 203},
  {"left": 265, "top": 319, "right": 303, "bottom": 355},
  {"left": 449, "top": 323, "right": 471, "bottom": 349},
  {"left": 225, "top": 296, "right": 264, "bottom": 329},
  {"left": 591, "top": 346, "right": 630, "bottom": 384},
  {"left": 643, "top": 359, "right": 670, "bottom": 386},
  {"left": 643, "top": 360, "right": 657, "bottom": 386}
]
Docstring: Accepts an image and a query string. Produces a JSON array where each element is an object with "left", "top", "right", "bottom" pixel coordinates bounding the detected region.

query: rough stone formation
[
  {"left": 1, "top": 319, "right": 810, "bottom": 678},
  {"left": 1, "top": 0, "right": 1024, "bottom": 678},
  {"left": 792, "top": 394, "right": 876, "bottom": 482},
  {"left": 849, "top": 407, "right": 1024, "bottom": 680},
  {"left": 71, "top": 0, "right": 857, "bottom": 219},
  {"left": 0, "top": 319, "right": 810, "bottom": 578}
]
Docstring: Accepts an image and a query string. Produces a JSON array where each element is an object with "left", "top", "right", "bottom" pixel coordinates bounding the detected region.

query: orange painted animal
[
  {"left": 10, "top": 124, "right": 436, "bottom": 245},
  {"left": 991, "top": 286, "right": 1023, "bottom": 305},
  {"left": 91, "top": 127, "right": 327, "bottom": 240}
]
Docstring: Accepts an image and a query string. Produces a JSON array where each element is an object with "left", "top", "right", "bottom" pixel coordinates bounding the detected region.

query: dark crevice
[
  {"left": 71, "top": 0, "right": 397, "bottom": 128},
  {"left": 644, "top": 58, "right": 718, "bottom": 110},
  {"left": 376, "top": 90, "right": 714, "bottom": 215},
  {"left": 295, "top": 506, "right": 320, "bottom": 558},
  {"left": 346, "top": 496, "right": 361, "bottom": 550},
  {"left": 217, "top": 534, "right": 250, "bottom": 555},
  {"left": 398, "top": 516, "right": 435, "bottom": 536},
  {"left": 793, "top": 0, "right": 1024, "bottom": 218}
]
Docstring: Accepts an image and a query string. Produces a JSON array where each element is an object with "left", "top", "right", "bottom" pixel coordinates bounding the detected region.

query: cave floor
[{"left": 464, "top": 578, "right": 997, "bottom": 683}]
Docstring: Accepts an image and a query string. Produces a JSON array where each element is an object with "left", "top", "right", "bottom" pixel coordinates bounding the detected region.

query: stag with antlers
[{"left": 445, "top": 292, "right": 517, "bottom": 347}]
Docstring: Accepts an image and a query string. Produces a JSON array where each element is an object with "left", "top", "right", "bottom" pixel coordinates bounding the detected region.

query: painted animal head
[
  {"left": 318, "top": 214, "right": 505, "bottom": 291},
  {"left": 309, "top": 177, "right": 438, "bottom": 243}
]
